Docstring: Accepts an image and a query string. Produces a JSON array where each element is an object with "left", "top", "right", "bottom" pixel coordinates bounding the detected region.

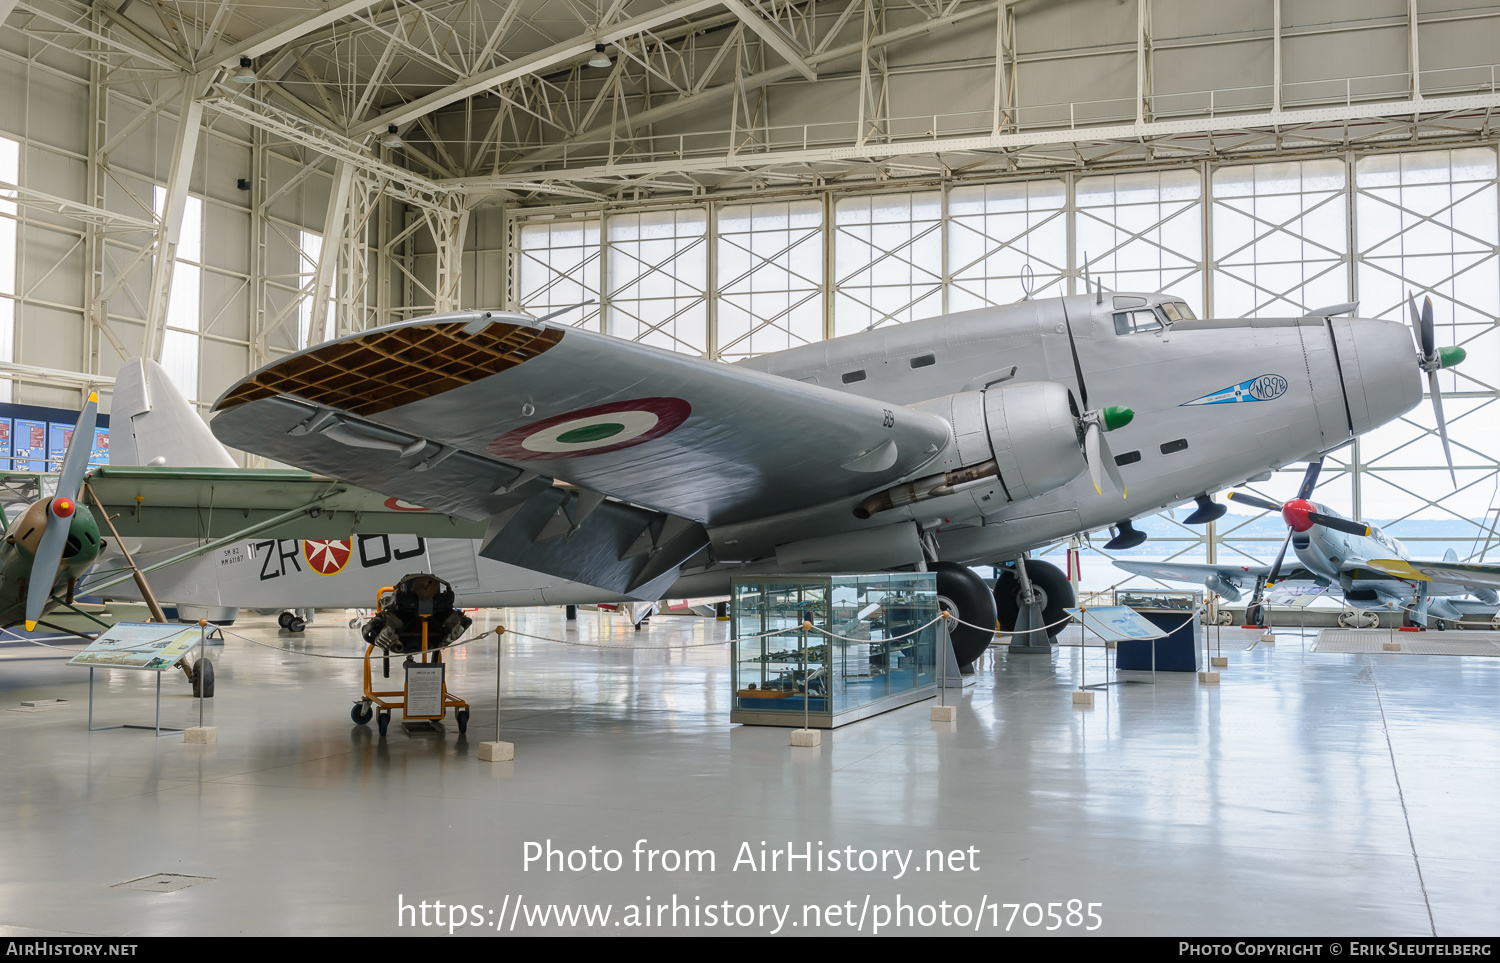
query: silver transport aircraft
[{"left": 198, "top": 288, "right": 1459, "bottom": 667}]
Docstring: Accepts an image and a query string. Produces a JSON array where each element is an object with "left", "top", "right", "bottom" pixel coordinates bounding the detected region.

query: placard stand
[
  {"left": 70, "top": 622, "right": 203, "bottom": 738},
  {"left": 87, "top": 666, "right": 182, "bottom": 737}
]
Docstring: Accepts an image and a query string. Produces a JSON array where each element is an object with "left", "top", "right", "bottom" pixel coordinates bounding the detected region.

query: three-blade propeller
[
  {"left": 1227, "top": 458, "right": 1374, "bottom": 621},
  {"left": 24, "top": 393, "right": 97, "bottom": 631},
  {"left": 1408, "top": 293, "right": 1466, "bottom": 486},
  {"left": 1061, "top": 300, "right": 1133, "bottom": 498}
]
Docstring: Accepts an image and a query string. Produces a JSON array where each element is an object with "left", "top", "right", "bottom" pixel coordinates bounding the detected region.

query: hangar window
[
  {"left": 909, "top": 354, "right": 935, "bottom": 368},
  {"left": 296, "top": 230, "right": 333, "bottom": 349},
  {"left": 1160, "top": 439, "right": 1189, "bottom": 454},
  {"left": 1075, "top": 169, "right": 1203, "bottom": 298},
  {"left": 518, "top": 217, "right": 602, "bottom": 334},
  {"left": 833, "top": 192, "right": 942, "bottom": 337},
  {"left": 608, "top": 208, "right": 708, "bottom": 355},
  {"left": 842, "top": 369, "right": 867, "bottom": 384},
  {"left": 717, "top": 200, "right": 823, "bottom": 359},
  {"left": 0, "top": 135, "right": 15, "bottom": 404},
  {"left": 153, "top": 186, "right": 203, "bottom": 402},
  {"left": 947, "top": 180, "right": 1067, "bottom": 309},
  {"left": 1114, "top": 450, "right": 1141, "bottom": 466}
]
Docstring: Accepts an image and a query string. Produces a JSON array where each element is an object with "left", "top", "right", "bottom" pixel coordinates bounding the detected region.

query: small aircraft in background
[{"left": 1114, "top": 458, "right": 1499, "bottom": 629}]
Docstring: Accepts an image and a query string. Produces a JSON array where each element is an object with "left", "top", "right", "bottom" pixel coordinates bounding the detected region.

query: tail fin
[
  {"left": 1444, "top": 547, "right": 1459, "bottom": 562},
  {"left": 110, "top": 359, "right": 237, "bottom": 468}
]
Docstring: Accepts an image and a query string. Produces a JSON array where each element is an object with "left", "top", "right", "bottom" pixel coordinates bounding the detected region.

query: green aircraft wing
[{"left": 84, "top": 466, "right": 486, "bottom": 541}]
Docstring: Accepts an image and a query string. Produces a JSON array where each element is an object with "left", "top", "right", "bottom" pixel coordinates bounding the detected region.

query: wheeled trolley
[{"left": 349, "top": 574, "right": 473, "bottom": 735}]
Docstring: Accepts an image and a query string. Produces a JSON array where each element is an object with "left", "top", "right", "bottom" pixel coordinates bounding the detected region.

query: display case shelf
[{"left": 730, "top": 573, "right": 940, "bottom": 728}]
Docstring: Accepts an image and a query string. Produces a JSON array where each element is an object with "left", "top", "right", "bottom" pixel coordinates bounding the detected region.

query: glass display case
[{"left": 731, "top": 573, "right": 940, "bottom": 728}]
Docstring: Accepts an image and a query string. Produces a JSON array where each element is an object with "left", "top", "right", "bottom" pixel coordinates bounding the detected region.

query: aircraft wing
[
  {"left": 207, "top": 314, "right": 953, "bottom": 599},
  {"left": 1363, "top": 558, "right": 1499, "bottom": 596},
  {"left": 1112, "top": 559, "right": 1270, "bottom": 586},
  {"left": 84, "top": 466, "right": 486, "bottom": 540}
]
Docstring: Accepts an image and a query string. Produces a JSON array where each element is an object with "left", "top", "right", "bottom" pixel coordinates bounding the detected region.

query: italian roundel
[
  {"left": 304, "top": 539, "right": 352, "bottom": 575},
  {"left": 487, "top": 397, "right": 691, "bottom": 461}
]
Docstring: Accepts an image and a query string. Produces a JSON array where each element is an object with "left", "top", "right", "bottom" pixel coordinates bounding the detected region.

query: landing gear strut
[{"left": 995, "top": 558, "right": 1074, "bottom": 652}]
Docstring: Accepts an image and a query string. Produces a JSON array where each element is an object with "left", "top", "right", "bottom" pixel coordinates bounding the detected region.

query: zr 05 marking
[{"left": 254, "top": 535, "right": 426, "bottom": 581}]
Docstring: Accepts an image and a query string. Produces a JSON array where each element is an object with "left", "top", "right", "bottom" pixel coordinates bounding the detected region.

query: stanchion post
[
  {"left": 932, "top": 611, "right": 957, "bottom": 721},
  {"left": 793, "top": 618, "right": 821, "bottom": 745},
  {"left": 480, "top": 627, "right": 514, "bottom": 761},
  {"left": 185, "top": 619, "right": 216, "bottom": 744},
  {"left": 1072, "top": 606, "right": 1094, "bottom": 705}
]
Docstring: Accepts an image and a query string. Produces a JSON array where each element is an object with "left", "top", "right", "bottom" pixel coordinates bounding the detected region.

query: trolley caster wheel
[
  {"left": 277, "top": 611, "right": 293, "bottom": 629},
  {"left": 455, "top": 708, "right": 469, "bottom": 735},
  {"left": 351, "top": 702, "right": 373, "bottom": 726},
  {"left": 348, "top": 617, "right": 360, "bottom": 629},
  {"left": 377, "top": 710, "right": 391, "bottom": 736},
  {"left": 191, "top": 659, "right": 214, "bottom": 698},
  {"left": 288, "top": 616, "right": 306, "bottom": 633}
]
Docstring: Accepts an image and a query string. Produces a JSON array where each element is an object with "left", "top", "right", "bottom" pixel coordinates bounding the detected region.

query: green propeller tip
[
  {"left": 1102, "top": 405, "right": 1134, "bottom": 432},
  {"left": 1438, "top": 345, "right": 1466, "bottom": 369}
]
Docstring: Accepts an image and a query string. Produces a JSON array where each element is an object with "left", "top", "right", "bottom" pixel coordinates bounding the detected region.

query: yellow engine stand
[{"left": 353, "top": 585, "right": 470, "bottom": 735}]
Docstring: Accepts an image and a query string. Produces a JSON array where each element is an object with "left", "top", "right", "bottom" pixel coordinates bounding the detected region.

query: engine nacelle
[
  {"left": 944, "top": 381, "right": 1088, "bottom": 502},
  {"left": 856, "top": 382, "right": 1088, "bottom": 519}
]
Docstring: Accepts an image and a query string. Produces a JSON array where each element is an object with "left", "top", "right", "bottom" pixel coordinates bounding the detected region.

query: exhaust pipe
[{"left": 854, "top": 460, "right": 998, "bottom": 519}]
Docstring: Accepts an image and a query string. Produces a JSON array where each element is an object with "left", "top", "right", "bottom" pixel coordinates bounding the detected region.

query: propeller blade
[
  {"left": 1296, "top": 457, "right": 1324, "bottom": 501},
  {"left": 1408, "top": 292, "right": 1425, "bottom": 353},
  {"left": 23, "top": 505, "right": 69, "bottom": 630},
  {"left": 1266, "top": 525, "right": 1296, "bottom": 585},
  {"left": 1225, "top": 491, "right": 1282, "bottom": 513},
  {"left": 1428, "top": 369, "right": 1456, "bottom": 486},
  {"left": 1084, "top": 421, "right": 1103, "bottom": 495},
  {"left": 1421, "top": 295, "right": 1437, "bottom": 358},
  {"left": 1306, "top": 512, "right": 1371, "bottom": 537},
  {"left": 1098, "top": 431, "right": 1127, "bottom": 498},
  {"left": 1059, "top": 299, "right": 1089, "bottom": 411},
  {"left": 56, "top": 392, "right": 98, "bottom": 502}
]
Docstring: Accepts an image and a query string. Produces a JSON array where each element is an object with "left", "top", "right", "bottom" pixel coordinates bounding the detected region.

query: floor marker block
[
  {"left": 791, "top": 729, "right": 821, "bottom": 747},
  {"left": 479, "top": 741, "right": 514, "bottom": 761}
]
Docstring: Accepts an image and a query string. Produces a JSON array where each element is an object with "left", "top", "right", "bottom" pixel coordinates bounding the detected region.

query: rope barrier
[
  {"left": 218, "top": 625, "right": 499, "bottom": 660},
  {"left": 0, "top": 624, "right": 188, "bottom": 652}
]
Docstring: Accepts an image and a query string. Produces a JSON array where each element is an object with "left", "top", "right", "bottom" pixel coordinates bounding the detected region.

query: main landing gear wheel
[
  {"left": 455, "top": 708, "right": 470, "bottom": 734},
  {"left": 932, "top": 562, "right": 998, "bottom": 671},
  {"left": 277, "top": 611, "right": 293, "bottom": 629},
  {"left": 287, "top": 616, "right": 306, "bottom": 633},
  {"left": 190, "top": 659, "right": 214, "bottom": 698},
  {"left": 377, "top": 709, "right": 391, "bottom": 736},
  {"left": 994, "top": 559, "right": 1075, "bottom": 643},
  {"left": 351, "top": 702, "right": 373, "bottom": 726}
]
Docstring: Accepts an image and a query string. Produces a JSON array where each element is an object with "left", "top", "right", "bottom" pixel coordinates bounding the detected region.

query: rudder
[{"left": 110, "top": 359, "right": 237, "bottom": 468}]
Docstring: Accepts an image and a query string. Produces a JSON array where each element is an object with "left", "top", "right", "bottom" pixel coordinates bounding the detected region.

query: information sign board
[
  {"left": 1065, "top": 605, "right": 1168, "bottom": 642},
  {"left": 68, "top": 622, "right": 202, "bottom": 670}
]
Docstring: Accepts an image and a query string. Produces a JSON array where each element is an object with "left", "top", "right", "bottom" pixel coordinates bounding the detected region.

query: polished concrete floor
[{"left": 0, "top": 610, "right": 1495, "bottom": 936}]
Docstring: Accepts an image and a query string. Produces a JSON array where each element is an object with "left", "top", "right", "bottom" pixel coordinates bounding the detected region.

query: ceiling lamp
[
  {"left": 588, "top": 43, "right": 611, "bottom": 68},
  {"left": 233, "top": 57, "right": 257, "bottom": 84},
  {"left": 381, "top": 124, "right": 404, "bottom": 149}
]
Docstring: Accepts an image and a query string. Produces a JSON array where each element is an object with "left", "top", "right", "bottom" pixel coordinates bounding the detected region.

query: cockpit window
[
  {"left": 1113, "top": 309, "right": 1164, "bottom": 335},
  {"left": 1160, "top": 301, "right": 1196, "bottom": 322}
]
